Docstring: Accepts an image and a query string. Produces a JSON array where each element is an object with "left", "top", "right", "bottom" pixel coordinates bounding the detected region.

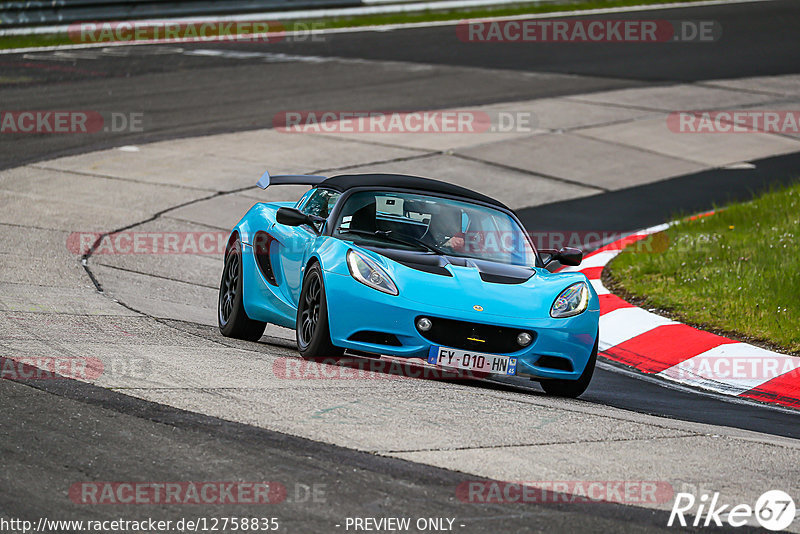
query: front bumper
[{"left": 323, "top": 271, "right": 598, "bottom": 381}]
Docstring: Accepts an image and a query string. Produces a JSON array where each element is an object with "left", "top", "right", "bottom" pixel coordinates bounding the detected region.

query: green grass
[
  {"left": 0, "top": 0, "right": 709, "bottom": 51},
  {"left": 605, "top": 182, "right": 800, "bottom": 354},
  {"left": 0, "top": 33, "right": 68, "bottom": 50}
]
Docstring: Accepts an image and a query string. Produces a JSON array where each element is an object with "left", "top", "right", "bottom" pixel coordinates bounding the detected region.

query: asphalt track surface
[
  {"left": 1, "top": 0, "right": 800, "bottom": 531},
  {"left": 3, "top": 0, "right": 800, "bottom": 171}
]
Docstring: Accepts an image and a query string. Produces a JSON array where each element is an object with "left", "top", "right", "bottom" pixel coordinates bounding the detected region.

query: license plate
[{"left": 428, "top": 346, "right": 517, "bottom": 376}]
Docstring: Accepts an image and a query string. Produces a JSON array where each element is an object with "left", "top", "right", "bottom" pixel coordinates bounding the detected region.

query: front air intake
[
  {"left": 348, "top": 331, "right": 402, "bottom": 347},
  {"left": 535, "top": 355, "right": 573, "bottom": 372}
]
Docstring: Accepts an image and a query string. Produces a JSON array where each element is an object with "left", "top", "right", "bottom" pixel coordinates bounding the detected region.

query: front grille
[{"left": 417, "top": 316, "right": 533, "bottom": 354}]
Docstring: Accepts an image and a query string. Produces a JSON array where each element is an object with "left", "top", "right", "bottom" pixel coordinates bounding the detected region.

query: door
[{"left": 272, "top": 188, "right": 340, "bottom": 304}]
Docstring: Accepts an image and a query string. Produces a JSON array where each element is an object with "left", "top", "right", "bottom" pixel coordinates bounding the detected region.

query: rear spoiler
[{"left": 257, "top": 170, "right": 327, "bottom": 189}]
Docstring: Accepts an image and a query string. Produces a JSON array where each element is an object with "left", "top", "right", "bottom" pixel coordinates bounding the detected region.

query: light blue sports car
[{"left": 219, "top": 172, "right": 599, "bottom": 397}]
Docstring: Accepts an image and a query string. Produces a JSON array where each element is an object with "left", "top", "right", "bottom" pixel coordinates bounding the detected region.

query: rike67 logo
[{"left": 669, "top": 490, "right": 796, "bottom": 530}]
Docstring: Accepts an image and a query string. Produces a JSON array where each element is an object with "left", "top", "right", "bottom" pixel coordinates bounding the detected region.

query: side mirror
[
  {"left": 540, "top": 247, "right": 583, "bottom": 267},
  {"left": 276, "top": 207, "right": 309, "bottom": 226},
  {"left": 276, "top": 207, "right": 324, "bottom": 233},
  {"left": 555, "top": 247, "right": 583, "bottom": 266}
]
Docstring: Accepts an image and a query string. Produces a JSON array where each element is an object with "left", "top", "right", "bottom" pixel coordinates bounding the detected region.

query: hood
[
  {"left": 363, "top": 247, "right": 535, "bottom": 284},
  {"left": 357, "top": 246, "right": 589, "bottom": 318}
]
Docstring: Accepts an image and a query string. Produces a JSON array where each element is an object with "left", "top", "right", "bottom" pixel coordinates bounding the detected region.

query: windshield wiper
[{"left": 337, "top": 228, "right": 444, "bottom": 255}]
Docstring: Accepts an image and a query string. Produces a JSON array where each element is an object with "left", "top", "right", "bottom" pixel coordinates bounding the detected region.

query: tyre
[
  {"left": 296, "top": 263, "right": 344, "bottom": 359},
  {"left": 218, "top": 239, "right": 267, "bottom": 341},
  {"left": 539, "top": 333, "right": 598, "bottom": 398}
]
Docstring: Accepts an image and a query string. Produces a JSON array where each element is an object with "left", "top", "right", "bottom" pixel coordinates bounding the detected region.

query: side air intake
[{"left": 253, "top": 231, "right": 278, "bottom": 286}]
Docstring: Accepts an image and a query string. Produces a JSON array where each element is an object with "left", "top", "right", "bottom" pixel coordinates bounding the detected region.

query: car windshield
[{"left": 333, "top": 190, "right": 537, "bottom": 267}]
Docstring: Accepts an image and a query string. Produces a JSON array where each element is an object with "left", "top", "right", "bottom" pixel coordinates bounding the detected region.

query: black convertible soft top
[{"left": 320, "top": 173, "right": 507, "bottom": 209}]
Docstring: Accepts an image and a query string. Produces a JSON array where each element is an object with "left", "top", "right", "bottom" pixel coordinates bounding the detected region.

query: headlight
[
  {"left": 550, "top": 282, "right": 589, "bottom": 318},
  {"left": 346, "top": 250, "right": 398, "bottom": 295}
]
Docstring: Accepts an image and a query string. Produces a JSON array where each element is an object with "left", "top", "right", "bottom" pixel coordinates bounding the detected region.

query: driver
[{"left": 424, "top": 208, "right": 465, "bottom": 252}]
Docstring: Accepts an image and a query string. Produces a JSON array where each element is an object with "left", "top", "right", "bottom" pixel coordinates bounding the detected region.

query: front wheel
[
  {"left": 539, "top": 333, "right": 598, "bottom": 398},
  {"left": 296, "top": 263, "right": 344, "bottom": 359},
  {"left": 218, "top": 239, "right": 267, "bottom": 341}
]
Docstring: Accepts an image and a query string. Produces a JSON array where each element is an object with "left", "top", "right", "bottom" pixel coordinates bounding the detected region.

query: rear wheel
[
  {"left": 539, "top": 333, "right": 598, "bottom": 398},
  {"left": 218, "top": 239, "right": 267, "bottom": 341},
  {"left": 296, "top": 263, "right": 344, "bottom": 360}
]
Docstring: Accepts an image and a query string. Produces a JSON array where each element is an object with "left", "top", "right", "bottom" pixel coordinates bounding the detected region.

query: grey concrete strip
[
  {"left": 325, "top": 154, "right": 598, "bottom": 209},
  {"left": 0, "top": 283, "right": 140, "bottom": 316},
  {"left": 0, "top": 313, "right": 209, "bottom": 347},
  {"left": 456, "top": 133, "right": 706, "bottom": 190},
  {"left": 716, "top": 98, "right": 800, "bottom": 141},
  {"left": 39, "top": 131, "right": 428, "bottom": 191},
  {"left": 0, "top": 225, "right": 88, "bottom": 289},
  {"left": 90, "top": 218, "right": 225, "bottom": 288},
  {"left": 477, "top": 98, "right": 661, "bottom": 133},
  {"left": 0, "top": 256, "right": 87, "bottom": 289},
  {"left": 303, "top": 127, "right": 537, "bottom": 154},
  {"left": 576, "top": 117, "right": 800, "bottom": 168},
  {"left": 318, "top": 98, "right": 660, "bottom": 152},
  {"left": 702, "top": 74, "right": 800, "bottom": 98},
  {"left": 91, "top": 264, "right": 218, "bottom": 326},
  {"left": 165, "top": 192, "right": 289, "bottom": 231},
  {"left": 0, "top": 165, "right": 209, "bottom": 231},
  {"left": 567, "top": 83, "right": 782, "bottom": 113}
]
